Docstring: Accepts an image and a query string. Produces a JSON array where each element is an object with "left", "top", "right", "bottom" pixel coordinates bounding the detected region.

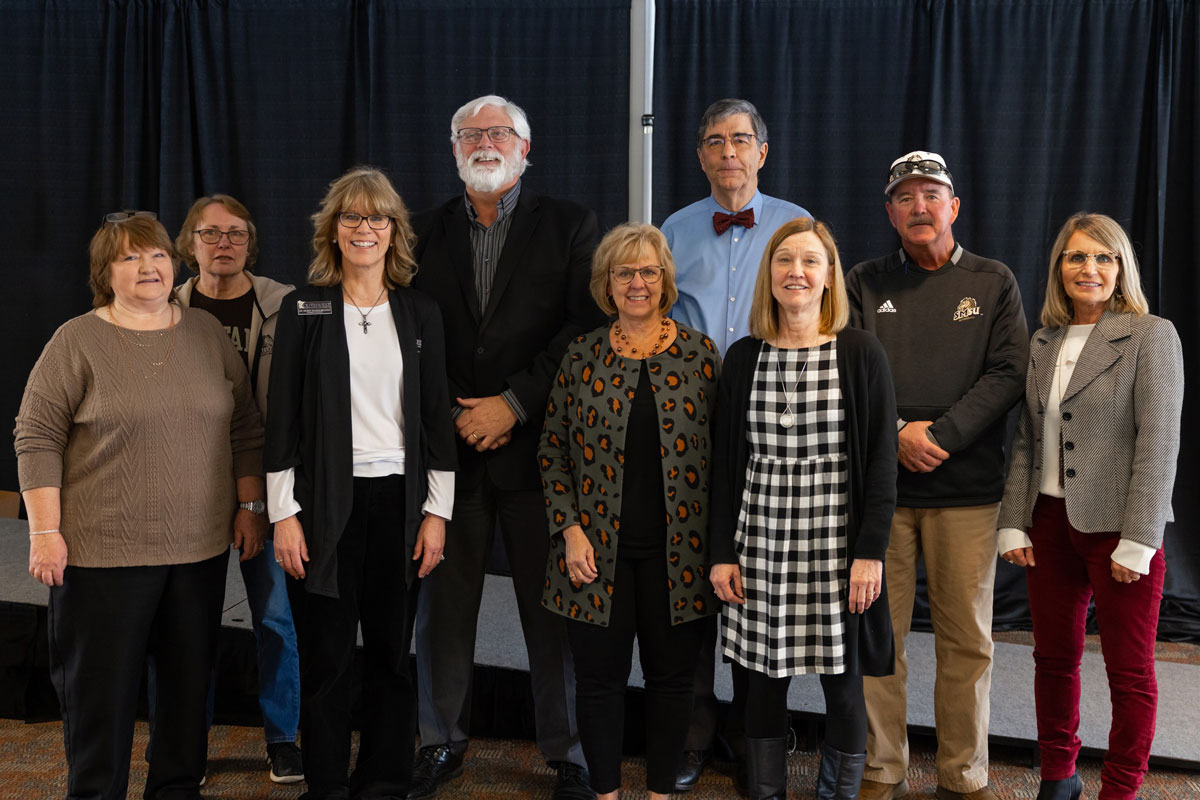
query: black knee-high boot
[
  {"left": 814, "top": 744, "right": 866, "bottom": 799},
  {"left": 743, "top": 736, "right": 787, "bottom": 800}
]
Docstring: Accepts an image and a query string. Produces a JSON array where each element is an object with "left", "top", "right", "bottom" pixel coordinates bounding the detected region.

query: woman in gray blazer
[{"left": 997, "top": 213, "right": 1183, "bottom": 800}]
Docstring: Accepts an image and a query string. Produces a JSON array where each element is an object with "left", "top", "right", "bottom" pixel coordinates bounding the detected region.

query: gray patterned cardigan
[
  {"left": 997, "top": 311, "right": 1183, "bottom": 549},
  {"left": 539, "top": 323, "right": 721, "bottom": 627}
]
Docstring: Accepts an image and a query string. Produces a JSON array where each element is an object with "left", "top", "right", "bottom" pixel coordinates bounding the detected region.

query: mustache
[
  {"left": 907, "top": 215, "right": 935, "bottom": 227},
  {"left": 469, "top": 150, "right": 503, "bottom": 165}
]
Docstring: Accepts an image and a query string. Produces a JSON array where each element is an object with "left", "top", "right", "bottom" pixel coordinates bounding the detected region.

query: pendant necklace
[
  {"left": 774, "top": 345, "right": 811, "bottom": 429},
  {"left": 613, "top": 318, "right": 671, "bottom": 357},
  {"left": 345, "top": 285, "right": 387, "bottom": 334},
  {"left": 109, "top": 303, "right": 178, "bottom": 379}
]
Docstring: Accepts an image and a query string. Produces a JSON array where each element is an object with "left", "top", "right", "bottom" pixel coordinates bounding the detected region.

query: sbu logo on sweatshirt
[{"left": 953, "top": 297, "right": 982, "bottom": 322}]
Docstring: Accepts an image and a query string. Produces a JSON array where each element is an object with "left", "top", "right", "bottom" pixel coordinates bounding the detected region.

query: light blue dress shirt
[{"left": 662, "top": 192, "right": 810, "bottom": 355}]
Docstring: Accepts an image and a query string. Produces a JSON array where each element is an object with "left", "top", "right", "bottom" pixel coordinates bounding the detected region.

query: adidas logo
[{"left": 877, "top": 300, "right": 897, "bottom": 313}]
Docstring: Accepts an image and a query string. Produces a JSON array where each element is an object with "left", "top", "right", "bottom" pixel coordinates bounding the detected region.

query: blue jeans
[
  {"left": 242, "top": 539, "right": 301, "bottom": 743},
  {"left": 148, "top": 542, "right": 300, "bottom": 745}
]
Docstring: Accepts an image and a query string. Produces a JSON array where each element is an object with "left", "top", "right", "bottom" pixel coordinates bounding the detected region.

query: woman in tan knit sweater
[{"left": 15, "top": 212, "right": 265, "bottom": 800}]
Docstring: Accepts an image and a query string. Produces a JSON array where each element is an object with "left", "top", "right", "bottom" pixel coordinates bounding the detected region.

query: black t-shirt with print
[{"left": 189, "top": 287, "right": 255, "bottom": 367}]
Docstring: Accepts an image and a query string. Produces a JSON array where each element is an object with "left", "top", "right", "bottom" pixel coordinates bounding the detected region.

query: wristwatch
[{"left": 239, "top": 500, "right": 266, "bottom": 515}]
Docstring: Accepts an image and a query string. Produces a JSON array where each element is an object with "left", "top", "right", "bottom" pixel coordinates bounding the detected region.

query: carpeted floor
[{"left": 2, "top": 719, "right": 1198, "bottom": 799}]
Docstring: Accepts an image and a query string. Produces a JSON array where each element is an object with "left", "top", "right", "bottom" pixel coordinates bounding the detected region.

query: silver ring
[
  {"left": 439, "top": 554, "right": 446, "bottom": 562},
  {"left": 275, "top": 558, "right": 283, "bottom": 564}
]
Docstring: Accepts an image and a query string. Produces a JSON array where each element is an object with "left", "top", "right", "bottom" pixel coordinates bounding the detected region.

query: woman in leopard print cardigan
[{"left": 539, "top": 223, "right": 719, "bottom": 800}]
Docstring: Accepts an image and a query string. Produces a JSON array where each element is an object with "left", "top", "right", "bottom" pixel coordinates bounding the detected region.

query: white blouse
[{"left": 267, "top": 300, "right": 454, "bottom": 523}]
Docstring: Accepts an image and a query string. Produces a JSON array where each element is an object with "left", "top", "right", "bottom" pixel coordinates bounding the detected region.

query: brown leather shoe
[
  {"left": 934, "top": 786, "right": 998, "bottom": 800},
  {"left": 857, "top": 778, "right": 909, "bottom": 799}
]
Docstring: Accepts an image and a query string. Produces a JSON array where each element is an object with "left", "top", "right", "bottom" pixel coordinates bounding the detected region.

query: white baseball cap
[{"left": 885, "top": 150, "right": 954, "bottom": 196}]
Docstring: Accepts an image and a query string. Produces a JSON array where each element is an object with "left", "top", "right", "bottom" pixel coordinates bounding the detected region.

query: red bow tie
[{"left": 713, "top": 208, "right": 755, "bottom": 235}]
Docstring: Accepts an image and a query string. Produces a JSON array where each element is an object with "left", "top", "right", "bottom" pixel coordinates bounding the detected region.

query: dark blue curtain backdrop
[
  {"left": 651, "top": 0, "right": 1200, "bottom": 638},
  {"left": 0, "top": 1, "right": 1196, "bottom": 637}
]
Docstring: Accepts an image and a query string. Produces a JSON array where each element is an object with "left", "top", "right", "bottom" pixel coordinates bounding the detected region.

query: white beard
[{"left": 456, "top": 147, "right": 524, "bottom": 194}]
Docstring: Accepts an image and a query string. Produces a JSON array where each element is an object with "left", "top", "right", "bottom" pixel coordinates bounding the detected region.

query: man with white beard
[{"left": 409, "top": 95, "right": 602, "bottom": 800}]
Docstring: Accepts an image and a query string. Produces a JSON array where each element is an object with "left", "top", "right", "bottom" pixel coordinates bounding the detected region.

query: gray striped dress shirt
[
  {"left": 466, "top": 180, "right": 521, "bottom": 312},
  {"left": 463, "top": 180, "right": 528, "bottom": 422}
]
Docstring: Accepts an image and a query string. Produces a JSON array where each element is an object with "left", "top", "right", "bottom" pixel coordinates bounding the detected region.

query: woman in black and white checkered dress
[{"left": 710, "top": 218, "right": 899, "bottom": 800}]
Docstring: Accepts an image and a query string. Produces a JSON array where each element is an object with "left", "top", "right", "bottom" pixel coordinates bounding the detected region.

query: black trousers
[
  {"left": 566, "top": 554, "right": 709, "bottom": 794},
  {"left": 684, "top": 617, "right": 748, "bottom": 756},
  {"left": 414, "top": 480, "right": 582, "bottom": 764},
  {"left": 287, "top": 475, "right": 418, "bottom": 800},
  {"left": 48, "top": 552, "right": 227, "bottom": 800},
  {"left": 744, "top": 670, "right": 866, "bottom": 753}
]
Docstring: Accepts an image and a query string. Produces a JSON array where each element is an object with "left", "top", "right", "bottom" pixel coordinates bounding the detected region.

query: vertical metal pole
[{"left": 628, "top": 0, "right": 655, "bottom": 223}]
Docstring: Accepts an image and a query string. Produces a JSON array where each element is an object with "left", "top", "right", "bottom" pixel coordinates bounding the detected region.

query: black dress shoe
[
  {"left": 406, "top": 743, "right": 466, "bottom": 800},
  {"left": 1036, "top": 772, "right": 1082, "bottom": 800},
  {"left": 674, "top": 750, "right": 709, "bottom": 792},
  {"left": 551, "top": 761, "right": 595, "bottom": 800}
]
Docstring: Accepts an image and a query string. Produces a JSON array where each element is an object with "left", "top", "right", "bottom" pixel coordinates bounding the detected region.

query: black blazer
[
  {"left": 264, "top": 285, "right": 458, "bottom": 598},
  {"left": 710, "top": 329, "right": 899, "bottom": 676},
  {"left": 411, "top": 187, "right": 603, "bottom": 491}
]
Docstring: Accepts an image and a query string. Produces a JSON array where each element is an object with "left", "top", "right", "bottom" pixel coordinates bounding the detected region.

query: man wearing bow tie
[
  {"left": 662, "top": 98, "right": 810, "bottom": 357},
  {"left": 660, "top": 98, "right": 810, "bottom": 793}
]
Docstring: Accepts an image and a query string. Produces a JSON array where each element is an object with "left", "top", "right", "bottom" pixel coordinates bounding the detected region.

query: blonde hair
[
  {"left": 748, "top": 217, "right": 849, "bottom": 340},
  {"left": 1041, "top": 212, "right": 1149, "bottom": 328},
  {"left": 175, "top": 194, "right": 259, "bottom": 271},
  {"left": 308, "top": 167, "right": 417, "bottom": 289},
  {"left": 88, "top": 215, "right": 178, "bottom": 308},
  {"left": 589, "top": 223, "right": 678, "bottom": 317}
]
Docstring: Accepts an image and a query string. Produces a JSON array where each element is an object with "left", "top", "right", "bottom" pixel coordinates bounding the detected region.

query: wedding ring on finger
[{"left": 439, "top": 554, "right": 446, "bottom": 562}]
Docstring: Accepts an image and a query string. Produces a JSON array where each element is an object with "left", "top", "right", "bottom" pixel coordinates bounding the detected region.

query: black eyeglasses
[
  {"left": 338, "top": 212, "right": 392, "bottom": 230},
  {"left": 104, "top": 210, "right": 157, "bottom": 223},
  {"left": 456, "top": 126, "right": 518, "bottom": 144},
  {"left": 194, "top": 229, "right": 250, "bottom": 245},
  {"left": 887, "top": 159, "right": 952, "bottom": 184},
  {"left": 700, "top": 133, "right": 758, "bottom": 151}
]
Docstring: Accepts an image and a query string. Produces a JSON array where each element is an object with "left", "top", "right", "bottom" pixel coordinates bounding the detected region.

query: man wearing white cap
[{"left": 845, "top": 151, "right": 1028, "bottom": 800}]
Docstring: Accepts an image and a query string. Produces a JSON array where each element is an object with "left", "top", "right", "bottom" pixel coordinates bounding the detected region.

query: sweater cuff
[
  {"left": 1111, "top": 538, "right": 1156, "bottom": 576},
  {"left": 997, "top": 527, "right": 1030, "bottom": 557},
  {"left": 17, "top": 451, "right": 63, "bottom": 493},
  {"left": 232, "top": 450, "right": 264, "bottom": 480}
]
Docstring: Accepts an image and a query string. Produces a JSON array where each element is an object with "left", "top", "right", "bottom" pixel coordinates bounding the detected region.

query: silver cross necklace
[{"left": 345, "top": 285, "right": 387, "bottom": 334}]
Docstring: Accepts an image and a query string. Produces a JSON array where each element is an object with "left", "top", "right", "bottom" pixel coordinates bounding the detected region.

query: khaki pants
[{"left": 863, "top": 504, "right": 998, "bottom": 793}]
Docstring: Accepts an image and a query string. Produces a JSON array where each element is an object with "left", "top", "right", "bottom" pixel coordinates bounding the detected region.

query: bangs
[{"left": 338, "top": 177, "right": 403, "bottom": 219}]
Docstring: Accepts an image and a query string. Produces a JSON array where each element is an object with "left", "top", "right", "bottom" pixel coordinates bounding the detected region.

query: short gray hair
[
  {"left": 696, "top": 98, "right": 768, "bottom": 147},
  {"left": 449, "top": 94, "right": 532, "bottom": 144}
]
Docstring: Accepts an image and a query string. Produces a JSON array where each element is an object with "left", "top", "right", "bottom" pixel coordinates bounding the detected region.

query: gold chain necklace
[
  {"left": 613, "top": 318, "right": 671, "bottom": 357},
  {"left": 108, "top": 304, "right": 178, "bottom": 378}
]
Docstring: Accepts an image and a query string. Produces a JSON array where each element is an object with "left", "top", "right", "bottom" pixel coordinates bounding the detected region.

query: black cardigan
[
  {"left": 264, "top": 285, "right": 458, "bottom": 598},
  {"left": 710, "top": 328, "right": 899, "bottom": 676}
]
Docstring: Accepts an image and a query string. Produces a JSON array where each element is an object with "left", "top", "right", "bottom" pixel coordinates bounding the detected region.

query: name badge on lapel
[{"left": 297, "top": 300, "right": 333, "bottom": 316}]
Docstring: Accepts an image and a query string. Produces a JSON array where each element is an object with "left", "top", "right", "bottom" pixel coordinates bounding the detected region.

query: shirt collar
[
  {"left": 900, "top": 242, "right": 963, "bottom": 272},
  {"left": 704, "top": 189, "right": 763, "bottom": 216},
  {"left": 465, "top": 179, "right": 522, "bottom": 225}
]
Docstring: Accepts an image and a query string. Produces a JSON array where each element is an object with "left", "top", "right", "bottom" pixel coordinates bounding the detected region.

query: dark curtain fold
[
  {"left": 653, "top": 0, "right": 1199, "bottom": 638},
  {"left": 0, "top": 0, "right": 1196, "bottom": 637}
]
